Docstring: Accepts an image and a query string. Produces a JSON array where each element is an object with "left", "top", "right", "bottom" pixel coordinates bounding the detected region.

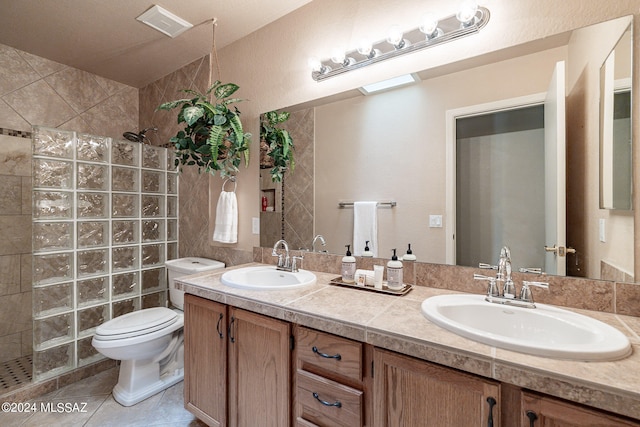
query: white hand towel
[
  {"left": 353, "top": 201, "right": 378, "bottom": 256},
  {"left": 213, "top": 191, "right": 238, "bottom": 243}
]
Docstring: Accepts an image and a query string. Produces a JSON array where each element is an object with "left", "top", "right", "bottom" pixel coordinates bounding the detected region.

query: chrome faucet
[
  {"left": 311, "top": 234, "right": 326, "bottom": 252},
  {"left": 272, "top": 239, "right": 303, "bottom": 272},
  {"left": 476, "top": 246, "right": 548, "bottom": 308}
]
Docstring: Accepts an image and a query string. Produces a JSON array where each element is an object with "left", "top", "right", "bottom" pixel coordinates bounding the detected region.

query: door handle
[{"left": 544, "top": 245, "right": 576, "bottom": 256}]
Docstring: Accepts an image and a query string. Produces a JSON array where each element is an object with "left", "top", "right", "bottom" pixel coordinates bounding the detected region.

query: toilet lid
[{"left": 94, "top": 307, "right": 178, "bottom": 340}]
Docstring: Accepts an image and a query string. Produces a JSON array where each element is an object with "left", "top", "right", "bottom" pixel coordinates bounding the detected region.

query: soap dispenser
[
  {"left": 386, "top": 249, "right": 404, "bottom": 290},
  {"left": 342, "top": 244, "right": 356, "bottom": 283},
  {"left": 402, "top": 244, "right": 416, "bottom": 261},
  {"left": 362, "top": 241, "right": 374, "bottom": 257}
]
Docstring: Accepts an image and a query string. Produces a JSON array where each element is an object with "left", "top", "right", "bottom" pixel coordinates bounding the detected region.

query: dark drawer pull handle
[
  {"left": 312, "top": 392, "right": 342, "bottom": 408},
  {"left": 487, "top": 397, "right": 496, "bottom": 427},
  {"left": 526, "top": 410, "right": 538, "bottom": 427},
  {"left": 312, "top": 346, "right": 341, "bottom": 360}
]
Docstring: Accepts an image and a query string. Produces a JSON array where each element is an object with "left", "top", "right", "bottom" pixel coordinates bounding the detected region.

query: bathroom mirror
[
  {"left": 600, "top": 26, "right": 633, "bottom": 210},
  {"left": 260, "top": 16, "right": 635, "bottom": 282}
]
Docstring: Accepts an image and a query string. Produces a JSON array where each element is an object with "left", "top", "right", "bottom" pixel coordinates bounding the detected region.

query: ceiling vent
[{"left": 136, "top": 5, "right": 193, "bottom": 38}]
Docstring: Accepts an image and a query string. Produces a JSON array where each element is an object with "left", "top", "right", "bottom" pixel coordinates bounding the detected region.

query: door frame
[{"left": 445, "top": 93, "right": 547, "bottom": 265}]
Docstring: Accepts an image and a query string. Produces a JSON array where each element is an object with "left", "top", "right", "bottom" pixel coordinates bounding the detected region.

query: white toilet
[{"left": 92, "top": 257, "right": 225, "bottom": 406}]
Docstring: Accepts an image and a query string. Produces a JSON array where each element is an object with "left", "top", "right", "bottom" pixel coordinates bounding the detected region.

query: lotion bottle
[
  {"left": 362, "top": 241, "right": 374, "bottom": 257},
  {"left": 342, "top": 244, "right": 356, "bottom": 283},
  {"left": 386, "top": 249, "right": 404, "bottom": 290},
  {"left": 402, "top": 243, "right": 416, "bottom": 261}
]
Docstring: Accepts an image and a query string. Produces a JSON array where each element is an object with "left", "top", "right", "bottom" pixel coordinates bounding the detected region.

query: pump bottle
[
  {"left": 387, "top": 249, "right": 404, "bottom": 290},
  {"left": 342, "top": 244, "right": 356, "bottom": 283},
  {"left": 362, "top": 241, "right": 374, "bottom": 257}
]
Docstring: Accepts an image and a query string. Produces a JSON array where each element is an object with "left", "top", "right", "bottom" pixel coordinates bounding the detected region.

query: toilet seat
[{"left": 94, "top": 307, "right": 178, "bottom": 341}]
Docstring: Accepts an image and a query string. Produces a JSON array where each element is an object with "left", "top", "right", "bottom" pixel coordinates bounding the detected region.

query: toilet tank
[{"left": 165, "top": 257, "right": 225, "bottom": 309}]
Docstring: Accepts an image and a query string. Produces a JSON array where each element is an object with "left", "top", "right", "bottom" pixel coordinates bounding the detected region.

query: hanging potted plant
[
  {"left": 157, "top": 80, "right": 252, "bottom": 176},
  {"left": 260, "top": 110, "right": 294, "bottom": 182}
]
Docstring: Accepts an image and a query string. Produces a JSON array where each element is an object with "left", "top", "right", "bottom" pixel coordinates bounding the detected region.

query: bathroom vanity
[{"left": 178, "top": 264, "right": 640, "bottom": 426}]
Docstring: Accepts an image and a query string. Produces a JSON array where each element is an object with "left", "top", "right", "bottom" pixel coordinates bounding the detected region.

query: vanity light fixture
[
  {"left": 309, "top": 2, "right": 489, "bottom": 82},
  {"left": 358, "top": 73, "right": 421, "bottom": 95}
]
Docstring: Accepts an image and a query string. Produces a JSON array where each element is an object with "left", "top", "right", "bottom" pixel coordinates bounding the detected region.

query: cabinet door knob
[
  {"left": 526, "top": 410, "right": 538, "bottom": 427},
  {"left": 312, "top": 346, "right": 341, "bottom": 360},
  {"left": 486, "top": 396, "right": 496, "bottom": 427},
  {"left": 312, "top": 392, "right": 342, "bottom": 408}
]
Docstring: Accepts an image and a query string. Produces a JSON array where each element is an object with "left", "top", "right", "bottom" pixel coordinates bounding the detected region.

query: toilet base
[{"left": 113, "top": 359, "right": 184, "bottom": 406}]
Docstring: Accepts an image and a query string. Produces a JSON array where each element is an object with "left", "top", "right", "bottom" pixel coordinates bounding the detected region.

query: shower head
[{"left": 122, "top": 127, "right": 158, "bottom": 143}]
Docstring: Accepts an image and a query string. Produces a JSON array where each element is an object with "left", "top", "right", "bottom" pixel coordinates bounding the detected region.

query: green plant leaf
[
  {"left": 157, "top": 99, "right": 191, "bottom": 111},
  {"left": 229, "top": 114, "right": 245, "bottom": 150},
  {"left": 213, "top": 114, "right": 227, "bottom": 126},
  {"left": 277, "top": 112, "right": 290, "bottom": 123},
  {"left": 206, "top": 81, "right": 222, "bottom": 96},
  {"left": 214, "top": 83, "right": 239, "bottom": 99},
  {"left": 183, "top": 106, "right": 204, "bottom": 126},
  {"left": 222, "top": 97, "right": 244, "bottom": 106},
  {"left": 207, "top": 125, "right": 225, "bottom": 164}
]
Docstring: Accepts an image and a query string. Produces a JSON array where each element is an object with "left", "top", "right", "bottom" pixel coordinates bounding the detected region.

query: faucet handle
[
  {"left": 520, "top": 280, "right": 549, "bottom": 303},
  {"left": 291, "top": 255, "right": 304, "bottom": 272},
  {"left": 519, "top": 267, "right": 543, "bottom": 274},
  {"left": 478, "top": 263, "right": 498, "bottom": 270},
  {"left": 474, "top": 274, "right": 499, "bottom": 296}
]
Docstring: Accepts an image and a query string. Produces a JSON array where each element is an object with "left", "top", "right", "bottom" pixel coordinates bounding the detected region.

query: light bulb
[
  {"left": 456, "top": 0, "right": 478, "bottom": 25},
  {"left": 386, "top": 25, "right": 405, "bottom": 47},
  {"left": 356, "top": 38, "right": 373, "bottom": 56},
  {"left": 419, "top": 13, "right": 439, "bottom": 38},
  {"left": 330, "top": 48, "right": 346, "bottom": 65},
  {"left": 307, "top": 57, "right": 322, "bottom": 72}
]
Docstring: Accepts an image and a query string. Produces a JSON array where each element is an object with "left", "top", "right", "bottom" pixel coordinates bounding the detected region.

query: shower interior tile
[
  {"left": 167, "top": 242, "right": 178, "bottom": 260},
  {"left": 33, "top": 282, "right": 73, "bottom": 318},
  {"left": 167, "top": 173, "right": 177, "bottom": 194},
  {"left": 77, "top": 335, "right": 104, "bottom": 367},
  {"left": 167, "top": 196, "right": 177, "bottom": 217},
  {"left": 0, "top": 254, "right": 21, "bottom": 296},
  {"left": 76, "top": 134, "right": 109, "bottom": 163},
  {"left": 0, "top": 175, "right": 23, "bottom": 215},
  {"left": 167, "top": 219, "right": 178, "bottom": 241},
  {"left": 141, "top": 291, "right": 166, "bottom": 309},
  {"left": 141, "top": 245, "right": 165, "bottom": 268},
  {"left": 112, "top": 297, "right": 139, "bottom": 318}
]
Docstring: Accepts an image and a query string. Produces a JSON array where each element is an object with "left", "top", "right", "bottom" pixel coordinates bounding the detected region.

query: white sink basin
[
  {"left": 221, "top": 266, "right": 316, "bottom": 290},
  {"left": 421, "top": 294, "right": 632, "bottom": 361}
]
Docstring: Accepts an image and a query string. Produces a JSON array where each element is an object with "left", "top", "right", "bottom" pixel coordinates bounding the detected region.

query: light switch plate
[
  {"left": 252, "top": 217, "right": 260, "bottom": 234},
  {"left": 599, "top": 218, "right": 605, "bottom": 242},
  {"left": 429, "top": 215, "right": 443, "bottom": 228}
]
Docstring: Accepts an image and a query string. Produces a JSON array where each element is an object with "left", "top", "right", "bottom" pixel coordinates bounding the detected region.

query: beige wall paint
[{"left": 212, "top": 0, "right": 640, "bottom": 273}]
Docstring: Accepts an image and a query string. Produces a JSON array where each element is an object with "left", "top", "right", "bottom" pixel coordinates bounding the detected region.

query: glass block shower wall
[{"left": 31, "top": 127, "right": 179, "bottom": 381}]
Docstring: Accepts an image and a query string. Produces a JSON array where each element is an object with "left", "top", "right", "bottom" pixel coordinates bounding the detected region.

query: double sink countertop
[{"left": 176, "top": 263, "right": 640, "bottom": 420}]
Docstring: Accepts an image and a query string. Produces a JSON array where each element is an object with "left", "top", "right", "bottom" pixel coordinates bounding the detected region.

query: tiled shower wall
[
  {"left": 31, "top": 127, "right": 177, "bottom": 381},
  {"left": 0, "top": 42, "right": 139, "bottom": 378}
]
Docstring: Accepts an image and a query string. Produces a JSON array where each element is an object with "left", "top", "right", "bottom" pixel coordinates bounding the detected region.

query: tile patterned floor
[
  {"left": 0, "top": 356, "right": 32, "bottom": 391},
  {"left": 0, "top": 367, "right": 207, "bottom": 426}
]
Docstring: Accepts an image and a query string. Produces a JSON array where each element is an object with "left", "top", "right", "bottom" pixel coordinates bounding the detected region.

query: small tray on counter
[{"left": 329, "top": 276, "right": 413, "bottom": 296}]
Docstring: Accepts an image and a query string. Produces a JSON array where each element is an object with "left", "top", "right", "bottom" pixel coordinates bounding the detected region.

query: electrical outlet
[
  {"left": 252, "top": 217, "right": 260, "bottom": 234},
  {"left": 429, "top": 215, "right": 443, "bottom": 228},
  {"left": 599, "top": 218, "right": 605, "bottom": 242}
]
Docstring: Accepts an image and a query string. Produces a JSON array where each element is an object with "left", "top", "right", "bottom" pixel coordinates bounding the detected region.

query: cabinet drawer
[
  {"left": 297, "top": 370, "right": 363, "bottom": 427},
  {"left": 297, "top": 326, "right": 362, "bottom": 383}
]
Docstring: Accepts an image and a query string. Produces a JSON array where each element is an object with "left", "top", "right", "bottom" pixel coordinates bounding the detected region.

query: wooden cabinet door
[
  {"left": 184, "top": 294, "right": 228, "bottom": 427},
  {"left": 373, "top": 348, "right": 500, "bottom": 427},
  {"left": 521, "top": 392, "right": 640, "bottom": 426},
  {"left": 228, "top": 307, "right": 291, "bottom": 427}
]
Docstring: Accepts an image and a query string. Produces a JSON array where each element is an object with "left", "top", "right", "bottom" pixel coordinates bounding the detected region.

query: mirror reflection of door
[{"left": 453, "top": 61, "right": 567, "bottom": 275}]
